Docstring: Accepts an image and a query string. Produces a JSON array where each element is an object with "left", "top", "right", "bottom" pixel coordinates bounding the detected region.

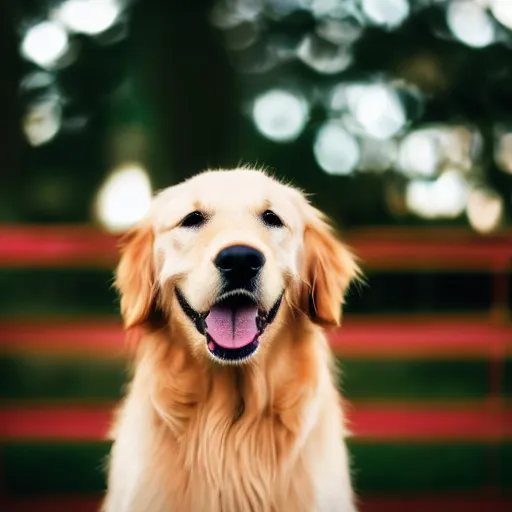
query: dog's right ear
[
  {"left": 287, "top": 185, "right": 361, "bottom": 328},
  {"left": 115, "top": 224, "right": 156, "bottom": 329},
  {"left": 299, "top": 211, "right": 360, "bottom": 328}
]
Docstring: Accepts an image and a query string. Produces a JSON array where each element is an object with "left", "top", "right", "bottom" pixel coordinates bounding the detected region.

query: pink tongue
[{"left": 205, "top": 305, "right": 259, "bottom": 349}]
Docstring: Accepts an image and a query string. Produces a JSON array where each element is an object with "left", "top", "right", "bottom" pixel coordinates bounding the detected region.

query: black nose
[{"left": 214, "top": 245, "right": 265, "bottom": 290}]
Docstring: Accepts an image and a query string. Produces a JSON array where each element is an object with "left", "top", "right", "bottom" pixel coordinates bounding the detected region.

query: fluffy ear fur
[
  {"left": 115, "top": 224, "right": 156, "bottom": 329},
  {"left": 299, "top": 208, "right": 360, "bottom": 328}
]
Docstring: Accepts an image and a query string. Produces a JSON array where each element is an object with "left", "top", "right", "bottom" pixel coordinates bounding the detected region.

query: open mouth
[{"left": 175, "top": 289, "right": 283, "bottom": 363}]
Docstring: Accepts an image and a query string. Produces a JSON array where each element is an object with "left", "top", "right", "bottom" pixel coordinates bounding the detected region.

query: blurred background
[{"left": 0, "top": 0, "right": 511, "bottom": 510}]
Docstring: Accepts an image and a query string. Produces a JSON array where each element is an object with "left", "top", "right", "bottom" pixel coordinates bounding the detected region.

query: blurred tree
[{"left": 4, "top": 0, "right": 512, "bottom": 231}]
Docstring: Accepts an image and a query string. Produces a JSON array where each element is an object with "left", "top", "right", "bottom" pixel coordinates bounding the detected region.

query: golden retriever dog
[{"left": 103, "top": 168, "right": 360, "bottom": 512}]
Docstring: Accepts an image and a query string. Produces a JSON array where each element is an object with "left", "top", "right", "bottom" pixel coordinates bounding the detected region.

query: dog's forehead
[
  {"left": 194, "top": 170, "right": 273, "bottom": 197},
  {"left": 151, "top": 170, "right": 301, "bottom": 227}
]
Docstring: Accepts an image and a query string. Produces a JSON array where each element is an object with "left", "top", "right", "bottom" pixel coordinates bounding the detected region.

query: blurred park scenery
[{"left": 0, "top": 0, "right": 512, "bottom": 510}]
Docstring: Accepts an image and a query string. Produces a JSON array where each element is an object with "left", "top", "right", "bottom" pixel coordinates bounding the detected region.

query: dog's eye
[
  {"left": 180, "top": 211, "right": 207, "bottom": 228},
  {"left": 261, "top": 210, "right": 284, "bottom": 228}
]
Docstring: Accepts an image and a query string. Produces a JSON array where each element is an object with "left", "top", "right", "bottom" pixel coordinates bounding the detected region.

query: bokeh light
[
  {"left": 314, "top": 121, "right": 360, "bottom": 175},
  {"left": 398, "top": 125, "right": 479, "bottom": 179},
  {"left": 406, "top": 170, "right": 468, "bottom": 219},
  {"left": 56, "top": 0, "right": 122, "bottom": 36},
  {"left": 316, "top": 18, "right": 363, "bottom": 46},
  {"left": 362, "top": 0, "right": 410, "bottom": 29},
  {"left": 358, "top": 137, "right": 398, "bottom": 172},
  {"left": 351, "top": 84, "right": 406, "bottom": 140},
  {"left": 446, "top": 0, "right": 495, "bottom": 48},
  {"left": 297, "top": 34, "right": 352, "bottom": 74},
  {"left": 491, "top": 0, "right": 512, "bottom": 30},
  {"left": 399, "top": 129, "right": 439, "bottom": 178},
  {"left": 466, "top": 187, "right": 503, "bottom": 233},
  {"left": 95, "top": 163, "right": 152, "bottom": 232},
  {"left": 310, "top": 0, "right": 348, "bottom": 18},
  {"left": 252, "top": 90, "right": 308, "bottom": 142},
  {"left": 23, "top": 97, "right": 62, "bottom": 146},
  {"left": 495, "top": 130, "right": 512, "bottom": 174},
  {"left": 20, "top": 71, "right": 55, "bottom": 91},
  {"left": 21, "top": 21, "right": 69, "bottom": 68}
]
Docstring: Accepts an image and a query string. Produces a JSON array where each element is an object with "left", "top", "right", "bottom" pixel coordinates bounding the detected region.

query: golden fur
[{"left": 103, "top": 169, "right": 360, "bottom": 512}]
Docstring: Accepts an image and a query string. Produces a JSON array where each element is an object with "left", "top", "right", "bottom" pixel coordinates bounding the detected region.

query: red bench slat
[
  {"left": 1, "top": 317, "right": 511, "bottom": 358},
  {"left": 1, "top": 225, "right": 511, "bottom": 270},
  {"left": 1, "top": 404, "right": 511, "bottom": 441}
]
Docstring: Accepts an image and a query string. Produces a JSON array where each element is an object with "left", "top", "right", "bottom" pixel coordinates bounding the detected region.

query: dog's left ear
[
  {"left": 115, "top": 224, "right": 156, "bottom": 329},
  {"left": 299, "top": 207, "right": 361, "bottom": 328}
]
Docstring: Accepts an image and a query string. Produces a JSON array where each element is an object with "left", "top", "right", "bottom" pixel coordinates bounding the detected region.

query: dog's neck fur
[
  {"left": 137, "top": 307, "right": 319, "bottom": 427},
  {"left": 124, "top": 308, "right": 331, "bottom": 512}
]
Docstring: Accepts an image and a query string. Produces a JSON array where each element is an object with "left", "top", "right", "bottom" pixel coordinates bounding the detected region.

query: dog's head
[{"left": 116, "top": 169, "right": 360, "bottom": 364}]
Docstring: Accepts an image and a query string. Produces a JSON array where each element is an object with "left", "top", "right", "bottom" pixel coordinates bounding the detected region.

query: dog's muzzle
[{"left": 175, "top": 288, "right": 283, "bottom": 363}]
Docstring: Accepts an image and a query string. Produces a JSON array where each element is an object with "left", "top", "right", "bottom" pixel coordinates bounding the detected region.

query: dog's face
[{"left": 116, "top": 169, "right": 359, "bottom": 364}]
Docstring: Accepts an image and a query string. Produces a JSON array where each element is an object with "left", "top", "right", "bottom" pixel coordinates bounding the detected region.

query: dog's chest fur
[
  {"left": 158, "top": 348, "right": 318, "bottom": 511},
  {"left": 111, "top": 330, "right": 324, "bottom": 512}
]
